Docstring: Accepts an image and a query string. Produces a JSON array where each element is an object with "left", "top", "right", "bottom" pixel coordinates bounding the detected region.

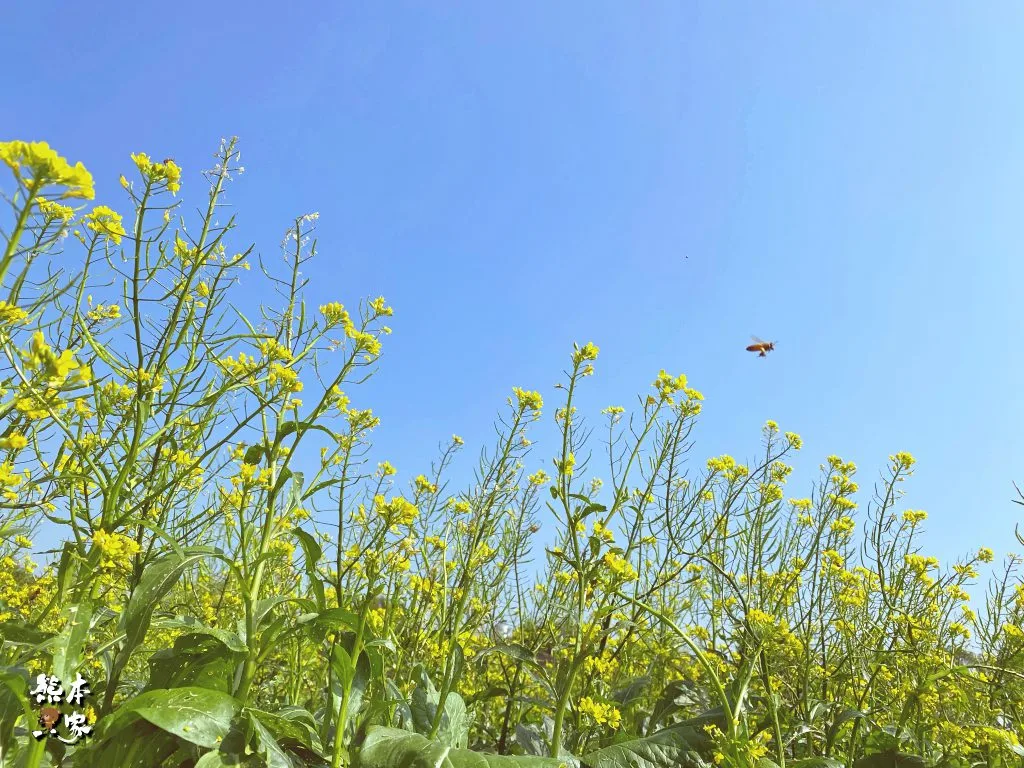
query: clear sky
[{"left": 4, "top": 2, "right": 1024, "bottom": 578}]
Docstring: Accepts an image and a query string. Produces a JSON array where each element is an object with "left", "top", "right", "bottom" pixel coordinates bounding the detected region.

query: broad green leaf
[
  {"left": 55, "top": 541, "right": 78, "bottom": 599},
  {"left": 612, "top": 676, "right": 651, "bottom": 709},
  {"left": 293, "top": 527, "right": 326, "bottom": 611},
  {"left": 824, "top": 708, "right": 865, "bottom": 748},
  {"left": 152, "top": 616, "right": 246, "bottom": 653},
  {"left": 248, "top": 709, "right": 294, "bottom": 768},
  {"left": 852, "top": 752, "right": 927, "bottom": 768},
  {"left": 119, "top": 687, "right": 241, "bottom": 748},
  {"left": 254, "top": 595, "right": 291, "bottom": 631},
  {"left": 301, "top": 607, "right": 359, "bottom": 634},
  {"left": 194, "top": 752, "right": 234, "bottom": 767},
  {"left": 789, "top": 759, "right": 844, "bottom": 768},
  {"left": 647, "top": 680, "right": 705, "bottom": 732},
  {"left": 450, "top": 642, "right": 465, "bottom": 690},
  {"left": 0, "top": 621, "right": 55, "bottom": 647},
  {"left": 409, "top": 665, "right": 437, "bottom": 735},
  {"left": 146, "top": 633, "right": 246, "bottom": 692},
  {"left": 75, "top": 721, "right": 180, "bottom": 768},
  {"left": 246, "top": 707, "right": 324, "bottom": 758},
  {"left": 355, "top": 726, "right": 568, "bottom": 768},
  {"left": 243, "top": 444, "right": 266, "bottom": 466},
  {"left": 385, "top": 679, "right": 413, "bottom": 730},
  {"left": 0, "top": 667, "right": 30, "bottom": 753},
  {"left": 515, "top": 724, "right": 548, "bottom": 757},
  {"left": 120, "top": 549, "right": 209, "bottom": 652},
  {"left": 346, "top": 650, "right": 372, "bottom": 736},
  {"left": 194, "top": 749, "right": 264, "bottom": 767},
  {"left": 51, "top": 600, "right": 94, "bottom": 684},
  {"left": 480, "top": 643, "right": 540, "bottom": 669},
  {"left": 332, "top": 644, "right": 356, "bottom": 692},
  {"left": 409, "top": 665, "right": 470, "bottom": 748},
  {"left": 285, "top": 471, "right": 304, "bottom": 511},
  {"left": 582, "top": 720, "right": 714, "bottom": 768}
]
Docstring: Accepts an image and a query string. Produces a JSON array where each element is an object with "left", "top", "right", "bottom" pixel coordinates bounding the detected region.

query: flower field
[{"left": 0, "top": 138, "right": 1021, "bottom": 767}]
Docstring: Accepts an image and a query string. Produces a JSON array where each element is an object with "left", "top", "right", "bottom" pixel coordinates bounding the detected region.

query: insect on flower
[{"left": 746, "top": 336, "right": 776, "bottom": 358}]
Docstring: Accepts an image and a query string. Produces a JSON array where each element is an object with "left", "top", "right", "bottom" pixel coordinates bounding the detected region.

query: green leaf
[
  {"left": 243, "top": 444, "right": 265, "bottom": 466},
  {"left": 301, "top": 607, "right": 359, "bottom": 634},
  {"left": 332, "top": 644, "right": 356, "bottom": 692},
  {"left": 824, "top": 708, "right": 865, "bottom": 748},
  {"left": 480, "top": 643, "right": 538, "bottom": 667},
  {"left": 293, "top": 527, "right": 326, "bottom": 611},
  {"left": 146, "top": 632, "right": 246, "bottom": 693},
  {"left": 254, "top": 595, "right": 291, "bottom": 631},
  {"left": 120, "top": 549, "right": 209, "bottom": 652},
  {"left": 612, "top": 676, "right": 651, "bottom": 709},
  {"left": 409, "top": 666, "right": 470, "bottom": 748},
  {"left": 385, "top": 680, "right": 413, "bottom": 730},
  {"left": 55, "top": 541, "right": 78, "bottom": 597},
  {"left": 246, "top": 707, "right": 324, "bottom": 759},
  {"left": 0, "top": 620, "right": 56, "bottom": 647},
  {"left": 194, "top": 752, "right": 237, "bottom": 767},
  {"left": 581, "top": 720, "right": 714, "bottom": 768},
  {"left": 0, "top": 667, "right": 30, "bottom": 753},
  {"left": 354, "top": 726, "right": 568, "bottom": 768},
  {"left": 450, "top": 642, "right": 465, "bottom": 690},
  {"left": 193, "top": 748, "right": 264, "bottom": 767},
  {"left": 117, "top": 687, "right": 241, "bottom": 749},
  {"left": 286, "top": 470, "right": 305, "bottom": 510},
  {"left": 248, "top": 709, "right": 294, "bottom": 768},
  {"left": 852, "top": 752, "right": 927, "bottom": 768},
  {"left": 51, "top": 600, "right": 94, "bottom": 684},
  {"left": 275, "top": 420, "right": 335, "bottom": 445},
  {"left": 152, "top": 616, "right": 247, "bottom": 653},
  {"left": 346, "top": 650, "right": 372, "bottom": 735},
  {"left": 77, "top": 720, "right": 181, "bottom": 768},
  {"left": 789, "top": 759, "right": 845, "bottom": 768},
  {"left": 515, "top": 724, "right": 548, "bottom": 757},
  {"left": 647, "top": 680, "right": 705, "bottom": 732}
]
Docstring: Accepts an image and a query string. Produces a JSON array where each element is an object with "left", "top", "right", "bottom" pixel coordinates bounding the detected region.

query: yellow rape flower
[
  {"left": 653, "top": 370, "right": 688, "bottom": 402},
  {"left": 578, "top": 696, "right": 622, "bottom": 729},
  {"left": 0, "top": 434, "right": 27, "bottom": 450},
  {"left": 0, "top": 302, "right": 28, "bottom": 327},
  {"left": 84, "top": 205, "right": 125, "bottom": 244},
  {"left": 35, "top": 197, "right": 75, "bottom": 223},
  {"left": 512, "top": 387, "right": 543, "bottom": 413},
  {"left": 414, "top": 474, "right": 437, "bottom": 494},
  {"left": 571, "top": 341, "right": 599, "bottom": 365},
  {"left": 0, "top": 141, "right": 94, "bottom": 198},
  {"left": 131, "top": 152, "right": 181, "bottom": 194},
  {"left": 91, "top": 529, "right": 141, "bottom": 571}
]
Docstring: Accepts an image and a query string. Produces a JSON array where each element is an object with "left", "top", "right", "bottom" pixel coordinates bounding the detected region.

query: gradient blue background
[{"left": 4, "top": 2, "right": 1023, "bottom": 578}]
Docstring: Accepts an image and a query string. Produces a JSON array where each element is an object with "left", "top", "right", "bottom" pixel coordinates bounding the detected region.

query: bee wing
[{"left": 750, "top": 335, "right": 767, "bottom": 345}]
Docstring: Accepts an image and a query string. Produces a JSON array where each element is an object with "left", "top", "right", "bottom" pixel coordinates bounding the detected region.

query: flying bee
[{"left": 746, "top": 336, "right": 776, "bottom": 357}]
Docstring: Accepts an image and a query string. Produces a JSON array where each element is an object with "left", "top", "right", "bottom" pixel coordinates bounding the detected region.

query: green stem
[
  {"left": 549, "top": 653, "right": 586, "bottom": 757},
  {"left": 614, "top": 591, "right": 736, "bottom": 735},
  {"left": 331, "top": 605, "right": 369, "bottom": 768},
  {"left": 0, "top": 180, "right": 41, "bottom": 285}
]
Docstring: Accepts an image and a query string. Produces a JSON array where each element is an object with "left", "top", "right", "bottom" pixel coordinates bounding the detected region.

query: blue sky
[{"left": 4, "top": 2, "right": 1024, "bottom": 577}]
